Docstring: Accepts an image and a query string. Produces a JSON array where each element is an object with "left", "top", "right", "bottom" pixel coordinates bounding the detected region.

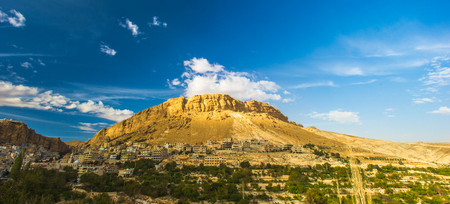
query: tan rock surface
[
  {"left": 0, "top": 119, "right": 70, "bottom": 153},
  {"left": 86, "top": 94, "right": 342, "bottom": 147}
]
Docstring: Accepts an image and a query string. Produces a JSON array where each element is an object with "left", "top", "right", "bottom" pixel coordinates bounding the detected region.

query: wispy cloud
[
  {"left": 71, "top": 122, "right": 108, "bottom": 132},
  {"left": 413, "top": 97, "right": 437, "bottom": 104},
  {"left": 0, "top": 111, "right": 67, "bottom": 125},
  {"left": 0, "top": 53, "right": 50, "bottom": 57},
  {"left": 100, "top": 43, "right": 117, "bottom": 56},
  {"left": 290, "top": 81, "right": 336, "bottom": 89},
  {"left": 148, "top": 16, "right": 167, "bottom": 27},
  {"left": 64, "top": 82, "right": 176, "bottom": 102},
  {"left": 308, "top": 109, "right": 360, "bottom": 124},
  {"left": 383, "top": 108, "right": 395, "bottom": 117},
  {"left": 38, "top": 59, "right": 45, "bottom": 66},
  {"left": 0, "top": 9, "right": 26, "bottom": 27},
  {"left": 299, "top": 21, "right": 450, "bottom": 76},
  {"left": 282, "top": 98, "right": 294, "bottom": 103},
  {"left": 420, "top": 57, "right": 450, "bottom": 87},
  {"left": 352, "top": 79, "right": 377, "bottom": 85},
  {"left": 20, "top": 62, "right": 33, "bottom": 69}
]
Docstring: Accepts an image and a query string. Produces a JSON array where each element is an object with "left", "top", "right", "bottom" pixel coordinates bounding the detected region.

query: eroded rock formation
[
  {"left": 0, "top": 119, "right": 70, "bottom": 153},
  {"left": 85, "top": 94, "right": 324, "bottom": 146}
]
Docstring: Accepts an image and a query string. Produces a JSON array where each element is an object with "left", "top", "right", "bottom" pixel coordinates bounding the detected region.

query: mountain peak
[
  {"left": 85, "top": 94, "right": 337, "bottom": 146},
  {"left": 161, "top": 94, "right": 288, "bottom": 121}
]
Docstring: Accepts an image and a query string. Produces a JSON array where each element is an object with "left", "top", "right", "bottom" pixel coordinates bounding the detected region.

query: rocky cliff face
[
  {"left": 86, "top": 94, "right": 332, "bottom": 146},
  {"left": 0, "top": 119, "right": 70, "bottom": 153}
]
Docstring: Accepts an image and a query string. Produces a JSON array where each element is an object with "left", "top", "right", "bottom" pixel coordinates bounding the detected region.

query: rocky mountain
[
  {"left": 85, "top": 94, "right": 450, "bottom": 164},
  {"left": 0, "top": 119, "right": 70, "bottom": 153},
  {"left": 86, "top": 94, "right": 344, "bottom": 147}
]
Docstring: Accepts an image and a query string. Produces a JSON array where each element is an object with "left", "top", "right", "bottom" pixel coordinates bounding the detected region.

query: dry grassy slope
[
  {"left": 303, "top": 126, "right": 450, "bottom": 164},
  {"left": 65, "top": 140, "right": 84, "bottom": 147},
  {"left": 87, "top": 110, "right": 344, "bottom": 146}
]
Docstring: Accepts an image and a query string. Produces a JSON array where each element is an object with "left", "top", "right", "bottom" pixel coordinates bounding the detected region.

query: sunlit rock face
[
  {"left": 85, "top": 94, "right": 338, "bottom": 147},
  {"left": 0, "top": 119, "right": 70, "bottom": 153}
]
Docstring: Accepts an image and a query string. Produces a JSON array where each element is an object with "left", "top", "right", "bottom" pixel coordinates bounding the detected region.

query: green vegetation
[{"left": 2, "top": 156, "right": 450, "bottom": 203}]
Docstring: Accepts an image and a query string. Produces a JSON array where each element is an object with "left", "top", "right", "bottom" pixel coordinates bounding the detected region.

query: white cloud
[
  {"left": 0, "top": 81, "right": 133, "bottom": 122},
  {"left": 290, "top": 81, "right": 336, "bottom": 89},
  {"left": 71, "top": 122, "right": 109, "bottom": 132},
  {"left": 183, "top": 57, "right": 224, "bottom": 73},
  {"left": 335, "top": 67, "right": 364, "bottom": 76},
  {"left": 120, "top": 18, "right": 141, "bottom": 37},
  {"left": 420, "top": 57, "right": 450, "bottom": 87},
  {"left": 352, "top": 79, "right": 377, "bottom": 85},
  {"left": 385, "top": 108, "right": 394, "bottom": 112},
  {"left": 38, "top": 59, "right": 45, "bottom": 66},
  {"left": 430, "top": 106, "right": 450, "bottom": 115},
  {"left": 172, "top": 58, "right": 281, "bottom": 101},
  {"left": 387, "top": 115, "right": 396, "bottom": 118},
  {"left": 283, "top": 90, "right": 290, "bottom": 95},
  {"left": 100, "top": 44, "right": 117, "bottom": 56},
  {"left": 308, "top": 109, "right": 360, "bottom": 124},
  {"left": 0, "top": 9, "right": 26, "bottom": 27},
  {"left": 150, "top": 16, "right": 160, "bottom": 26},
  {"left": 282, "top": 98, "right": 294, "bottom": 103},
  {"left": 149, "top": 16, "right": 167, "bottom": 27},
  {"left": 412, "top": 97, "right": 436, "bottom": 104},
  {"left": 20, "top": 62, "right": 33, "bottom": 69},
  {"left": 171, "top": 78, "right": 181, "bottom": 86},
  {"left": 75, "top": 100, "right": 134, "bottom": 122},
  {"left": 421, "top": 87, "right": 438, "bottom": 92}
]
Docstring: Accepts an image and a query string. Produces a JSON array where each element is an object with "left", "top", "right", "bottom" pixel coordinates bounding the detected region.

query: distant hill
[
  {"left": 0, "top": 118, "right": 70, "bottom": 153},
  {"left": 65, "top": 140, "right": 84, "bottom": 148},
  {"left": 85, "top": 94, "right": 450, "bottom": 164}
]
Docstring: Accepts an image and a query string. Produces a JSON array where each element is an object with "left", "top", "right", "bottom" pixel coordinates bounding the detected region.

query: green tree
[
  {"left": 305, "top": 188, "right": 326, "bottom": 204},
  {"left": 10, "top": 150, "right": 25, "bottom": 180},
  {"left": 240, "top": 161, "right": 251, "bottom": 168}
]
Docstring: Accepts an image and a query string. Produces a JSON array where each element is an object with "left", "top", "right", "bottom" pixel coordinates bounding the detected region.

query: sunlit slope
[
  {"left": 86, "top": 94, "right": 343, "bottom": 147},
  {"left": 303, "top": 127, "right": 450, "bottom": 164}
]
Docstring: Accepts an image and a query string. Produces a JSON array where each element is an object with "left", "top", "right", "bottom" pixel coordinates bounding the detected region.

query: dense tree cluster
[{"left": 2, "top": 154, "right": 450, "bottom": 204}]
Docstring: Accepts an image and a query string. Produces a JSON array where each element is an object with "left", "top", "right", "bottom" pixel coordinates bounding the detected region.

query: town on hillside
[{"left": 2, "top": 135, "right": 450, "bottom": 204}]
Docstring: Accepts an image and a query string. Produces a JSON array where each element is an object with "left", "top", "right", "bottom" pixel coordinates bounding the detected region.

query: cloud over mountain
[{"left": 171, "top": 58, "right": 282, "bottom": 101}]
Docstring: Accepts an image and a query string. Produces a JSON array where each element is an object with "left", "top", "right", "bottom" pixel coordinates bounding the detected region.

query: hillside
[
  {"left": 86, "top": 94, "right": 344, "bottom": 147},
  {"left": 303, "top": 126, "right": 450, "bottom": 164},
  {"left": 0, "top": 118, "right": 70, "bottom": 153},
  {"left": 85, "top": 94, "right": 450, "bottom": 164}
]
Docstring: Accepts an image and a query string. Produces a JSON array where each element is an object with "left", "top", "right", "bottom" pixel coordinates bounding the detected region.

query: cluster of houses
[
  {"left": 1, "top": 137, "right": 315, "bottom": 178},
  {"left": 0, "top": 143, "right": 61, "bottom": 177}
]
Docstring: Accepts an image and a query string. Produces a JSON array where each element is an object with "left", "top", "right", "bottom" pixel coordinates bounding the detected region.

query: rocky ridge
[
  {"left": 86, "top": 94, "right": 344, "bottom": 147},
  {"left": 0, "top": 119, "right": 70, "bottom": 153}
]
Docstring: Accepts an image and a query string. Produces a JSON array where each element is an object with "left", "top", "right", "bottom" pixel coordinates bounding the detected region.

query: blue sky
[{"left": 0, "top": 0, "right": 449, "bottom": 142}]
